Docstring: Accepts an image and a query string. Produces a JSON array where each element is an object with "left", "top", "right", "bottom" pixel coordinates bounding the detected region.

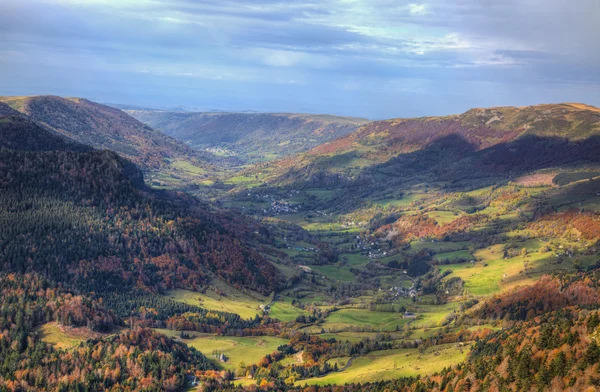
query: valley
[
  {"left": 1, "top": 97, "right": 599, "bottom": 391},
  {"left": 2, "top": 0, "right": 598, "bottom": 389}
]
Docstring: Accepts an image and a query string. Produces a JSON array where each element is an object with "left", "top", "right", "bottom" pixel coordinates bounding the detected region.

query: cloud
[
  {"left": 0, "top": 0, "right": 598, "bottom": 118},
  {"left": 407, "top": 3, "right": 428, "bottom": 15}
]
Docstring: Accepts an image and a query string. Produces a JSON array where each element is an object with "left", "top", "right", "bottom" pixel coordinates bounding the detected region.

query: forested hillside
[
  {"left": 0, "top": 96, "right": 226, "bottom": 187},
  {"left": 127, "top": 110, "right": 368, "bottom": 162},
  {"left": 0, "top": 106, "right": 281, "bottom": 295},
  {"left": 0, "top": 273, "right": 219, "bottom": 392},
  {"left": 1, "top": 99, "right": 599, "bottom": 392}
]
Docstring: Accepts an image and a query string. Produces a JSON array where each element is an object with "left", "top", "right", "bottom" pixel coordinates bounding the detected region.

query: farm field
[
  {"left": 268, "top": 297, "right": 309, "bottom": 322},
  {"left": 311, "top": 264, "right": 357, "bottom": 282},
  {"left": 316, "top": 308, "right": 406, "bottom": 332},
  {"left": 439, "top": 252, "right": 563, "bottom": 296},
  {"left": 170, "top": 159, "right": 205, "bottom": 175},
  {"left": 297, "top": 343, "right": 469, "bottom": 386},
  {"left": 155, "top": 330, "right": 288, "bottom": 370},
  {"left": 166, "top": 286, "right": 266, "bottom": 319},
  {"left": 166, "top": 285, "right": 307, "bottom": 322},
  {"left": 425, "top": 210, "right": 461, "bottom": 224}
]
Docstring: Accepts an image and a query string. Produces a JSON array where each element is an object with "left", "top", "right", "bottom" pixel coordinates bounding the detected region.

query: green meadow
[
  {"left": 297, "top": 343, "right": 469, "bottom": 386},
  {"left": 155, "top": 330, "right": 288, "bottom": 370}
]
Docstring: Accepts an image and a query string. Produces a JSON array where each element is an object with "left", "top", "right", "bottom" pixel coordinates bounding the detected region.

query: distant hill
[
  {"left": 0, "top": 105, "right": 281, "bottom": 294},
  {"left": 0, "top": 96, "right": 226, "bottom": 187},
  {"left": 126, "top": 109, "right": 369, "bottom": 162},
  {"left": 253, "top": 103, "right": 600, "bottom": 190}
]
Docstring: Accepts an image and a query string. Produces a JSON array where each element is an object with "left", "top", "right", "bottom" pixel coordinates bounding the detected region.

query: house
[
  {"left": 403, "top": 311, "right": 417, "bottom": 319},
  {"left": 299, "top": 265, "right": 314, "bottom": 273},
  {"left": 219, "top": 353, "right": 228, "bottom": 363},
  {"left": 186, "top": 375, "right": 198, "bottom": 387}
]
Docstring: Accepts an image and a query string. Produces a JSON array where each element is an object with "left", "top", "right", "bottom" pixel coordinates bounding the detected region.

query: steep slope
[
  {"left": 0, "top": 107, "right": 281, "bottom": 294},
  {"left": 0, "top": 96, "right": 224, "bottom": 187},
  {"left": 0, "top": 102, "right": 88, "bottom": 152},
  {"left": 126, "top": 110, "right": 369, "bottom": 162},
  {"left": 252, "top": 103, "right": 600, "bottom": 190}
]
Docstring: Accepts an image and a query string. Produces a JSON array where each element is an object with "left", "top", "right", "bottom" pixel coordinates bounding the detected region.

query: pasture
[
  {"left": 166, "top": 286, "right": 266, "bottom": 319},
  {"left": 38, "top": 322, "right": 92, "bottom": 350},
  {"left": 155, "top": 330, "right": 288, "bottom": 371},
  {"left": 297, "top": 343, "right": 468, "bottom": 386}
]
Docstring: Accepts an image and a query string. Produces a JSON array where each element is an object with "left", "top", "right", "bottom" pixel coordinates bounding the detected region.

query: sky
[{"left": 0, "top": 0, "right": 599, "bottom": 119}]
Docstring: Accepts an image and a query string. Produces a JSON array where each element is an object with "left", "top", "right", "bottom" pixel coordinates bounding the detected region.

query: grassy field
[
  {"left": 166, "top": 285, "right": 267, "bottom": 319},
  {"left": 170, "top": 159, "right": 205, "bottom": 175},
  {"left": 38, "top": 322, "right": 91, "bottom": 349},
  {"left": 297, "top": 343, "right": 468, "bottom": 386},
  {"left": 269, "top": 297, "right": 309, "bottom": 322},
  {"left": 317, "top": 308, "right": 405, "bottom": 332},
  {"left": 305, "top": 189, "right": 335, "bottom": 200},
  {"left": 340, "top": 252, "right": 371, "bottom": 268},
  {"left": 311, "top": 264, "right": 357, "bottom": 282},
  {"left": 433, "top": 249, "right": 472, "bottom": 262},
  {"left": 155, "top": 330, "right": 288, "bottom": 370},
  {"left": 225, "top": 175, "right": 260, "bottom": 185},
  {"left": 426, "top": 210, "right": 461, "bottom": 224},
  {"left": 372, "top": 193, "right": 427, "bottom": 208},
  {"left": 410, "top": 302, "right": 462, "bottom": 327},
  {"left": 409, "top": 240, "right": 471, "bottom": 254},
  {"left": 166, "top": 284, "right": 307, "bottom": 322},
  {"left": 439, "top": 250, "right": 564, "bottom": 296},
  {"left": 317, "top": 331, "right": 402, "bottom": 343}
]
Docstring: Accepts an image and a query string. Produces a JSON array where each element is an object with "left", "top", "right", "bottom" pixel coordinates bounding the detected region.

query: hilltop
[
  {"left": 241, "top": 103, "right": 600, "bottom": 197},
  {"left": 0, "top": 95, "right": 227, "bottom": 187},
  {"left": 126, "top": 109, "right": 369, "bottom": 162}
]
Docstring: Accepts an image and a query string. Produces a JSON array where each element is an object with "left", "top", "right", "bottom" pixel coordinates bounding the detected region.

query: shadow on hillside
[
  {"left": 339, "top": 134, "right": 599, "bottom": 194},
  {"left": 275, "top": 133, "right": 600, "bottom": 212},
  {"left": 371, "top": 133, "right": 600, "bottom": 184}
]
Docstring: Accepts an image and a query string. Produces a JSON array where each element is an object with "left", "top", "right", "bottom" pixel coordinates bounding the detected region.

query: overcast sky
[{"left": 1, "top": 0, "right": 598, "bottom": 118}]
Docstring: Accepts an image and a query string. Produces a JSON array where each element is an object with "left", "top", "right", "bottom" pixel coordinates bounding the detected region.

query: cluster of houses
[
  {"left": 354, "top": 235, "right": 380, "bottom": 251},
  {"left": 314, "top": 210, "right": 333, "bottom": 217},
  {"left": 282, "top": 236, "right": 318, "bottom": 253},
  {"left": 205, "top": 146, "right": 233, "bottom": 156},
  {"left": 368, "top": 249, "right": 387, "bottom": 259},
  {"left": 389, "top": 285, "right": 417, "bottom": 298},
  {"left": 341, "top": 220, "right": 367, "bottom": 228},
  {"left": 288, "top": 245, "right": 318, "bottom": 252},
  {"left": 265, "top": 200, "right": 300, "bottom": 214}
]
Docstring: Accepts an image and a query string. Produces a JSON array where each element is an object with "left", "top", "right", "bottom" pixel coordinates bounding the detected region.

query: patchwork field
[{"left": 315, "top": 308, "right": 406, "bottom": 332}]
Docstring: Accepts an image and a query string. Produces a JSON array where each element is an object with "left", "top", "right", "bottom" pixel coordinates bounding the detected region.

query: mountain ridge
[
  {"left": 0, "top": 95, "right": 228, "bottom": 187},
  {"left": 0, "top": 104, "right": 282, "bottom": 294},
  {"left": 255, "top": 102, "right": 600, "bottom": 186},
  {"left": 127, "top": 109, "right": 369, "bottom": 162}
]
